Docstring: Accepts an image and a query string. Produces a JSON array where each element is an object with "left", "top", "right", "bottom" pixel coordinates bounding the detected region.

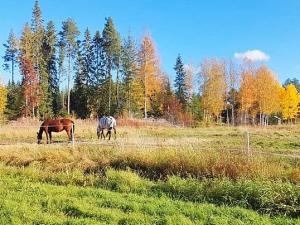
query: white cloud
[{"left": 234, "top": 50, "right": 270, "bottom": 62}]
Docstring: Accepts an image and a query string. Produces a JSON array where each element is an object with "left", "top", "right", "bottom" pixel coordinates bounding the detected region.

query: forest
[{"left": 0, "top": 0, "right": 299, "bottom": 126}]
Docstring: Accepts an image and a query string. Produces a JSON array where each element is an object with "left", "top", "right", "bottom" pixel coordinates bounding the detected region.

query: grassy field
[{"left": 0, "top": 119, "right": 299, "bottom": 224}]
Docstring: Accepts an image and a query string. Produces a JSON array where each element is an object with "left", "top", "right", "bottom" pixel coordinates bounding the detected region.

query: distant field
[
  {"left": 0, "top": 120, "right": 299, "bottom": 224},
  {"left": 1, "top": 119, "right": 300, "bottom": 155}
]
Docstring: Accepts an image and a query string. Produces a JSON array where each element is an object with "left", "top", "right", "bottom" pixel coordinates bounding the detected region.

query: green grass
[
  {"left": 0, "top": 167, "right": 299, "bottom": 225},
  {"left": 0, "top": 122, "right": 300, "bottom": 224},
  {"left": 1, "top": 165, "right": 300, "bottom": 217}
]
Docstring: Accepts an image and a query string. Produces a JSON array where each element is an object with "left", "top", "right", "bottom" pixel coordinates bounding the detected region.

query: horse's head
[{"left": 37, "top": 131, "right": 42, "bottom": 144}]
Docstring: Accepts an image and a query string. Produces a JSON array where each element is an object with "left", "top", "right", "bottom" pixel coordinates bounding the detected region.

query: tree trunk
[
  {"left": 11, "top": 60, "right": 14, "bottom": 84},
  {"left": 226, "top": 108, "right": 229, "bottom": 126},
  {"left": 231, "top": 105, "right": 234, "bottom": 126},
  {"left": 108, "top": 73, "right": 112, "bottom": 115},
  {"left": 116, "top": 61, "right": 120, "bottom": 110},
  {"left": 67, "top": 54, "right": 71, "bottom": 115},
  {"left": 144, "top": 70, "right": 147, "bottom": 119}
]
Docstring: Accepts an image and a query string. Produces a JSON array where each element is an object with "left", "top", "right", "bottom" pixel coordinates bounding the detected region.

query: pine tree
[
  {"left": 3, "top": 30, "right": 19, "bottom": 83},
  {"left": 174, "top": 54, "right": 188, "bottom": 111},
  {"left": 59, "top": 18, "right": 80, "bottom": 115},
  {"left": 102, "top": 17, "right": 121, "bottom": 114}
]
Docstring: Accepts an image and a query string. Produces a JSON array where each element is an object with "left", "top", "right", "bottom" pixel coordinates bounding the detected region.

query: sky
[{"left": 1, "top": 0, "right": 300, "bottom": 85}]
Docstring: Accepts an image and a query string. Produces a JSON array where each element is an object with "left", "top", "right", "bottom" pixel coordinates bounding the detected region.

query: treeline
[{"left": 1, "top": 1, "right": 300, "bottom": 125}]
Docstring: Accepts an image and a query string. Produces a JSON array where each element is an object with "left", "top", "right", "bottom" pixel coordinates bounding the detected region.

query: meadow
[{"left": 0, "top": 119, "right": 300, "bottom": 224}]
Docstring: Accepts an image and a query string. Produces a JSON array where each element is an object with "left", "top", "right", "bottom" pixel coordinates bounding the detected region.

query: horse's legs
[
  {"left": 45, "top": 130, "right": 49, "bottom": 144},
  {"left": 101, "top": 130, "right": 104, "bottom": 139},
  {"left": 49, "top": 132, "right": 52, "bottom": 144},
  {"left": 66, "top": 129, "right": 71, "bottom": 142},
  {"left": 113, "top": 127, "right": 117, "bottom": 139},
  {"left": 97, "top": 127, "right": 100, "bottom": 139},
  {"left": 106, "top": 130, "right": 111, "bottom": 140}
]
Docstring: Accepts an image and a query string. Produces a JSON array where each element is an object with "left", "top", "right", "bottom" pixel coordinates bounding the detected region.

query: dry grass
[
  {"left": 0, "top": 119, "right": 299, "bottom": 183},
  {"left": 0, "top": 144, "right": 299, "bottom": 183}
]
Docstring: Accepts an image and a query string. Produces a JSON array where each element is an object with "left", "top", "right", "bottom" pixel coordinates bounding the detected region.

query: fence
[{"left": 0, "top": 122, "right": 299, "bottom": 159}]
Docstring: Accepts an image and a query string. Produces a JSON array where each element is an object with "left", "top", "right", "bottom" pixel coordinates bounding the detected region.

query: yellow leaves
[
  {"left": 239, "top": 70, "right": 256, "bottom": 114},
  {"left": 138, "top": 33, "right": 163, "bottom": 113},
  {"left": 201, "top": 59, "right": 226, "bottom": 118},
  {"left": 0, "top": 81, "right": 8, "bottom": 120},
  {"left": 280, "top": 84, "right": 299, "bottom": 120},
  {"left": 255, "top": 66, "right": 281, "bottom": 115},
  {"left": 239, "top": 65, "right": 281, "bottom": 117}
]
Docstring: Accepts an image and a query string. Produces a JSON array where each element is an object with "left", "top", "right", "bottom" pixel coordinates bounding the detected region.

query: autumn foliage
[{"left": 20, "top": 57, "right": 42, "bottom": 117}]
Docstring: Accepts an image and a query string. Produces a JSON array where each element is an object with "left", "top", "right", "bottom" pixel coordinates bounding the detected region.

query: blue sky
[{"left": 1, "top": 0, "right": 300, "bottom": 85}]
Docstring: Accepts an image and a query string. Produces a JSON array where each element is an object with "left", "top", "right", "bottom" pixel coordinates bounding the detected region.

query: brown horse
[{"left": 37, "top": 119, "right": 74, "bottom": 144}]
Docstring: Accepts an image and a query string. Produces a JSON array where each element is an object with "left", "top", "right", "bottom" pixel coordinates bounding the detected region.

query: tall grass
[{"left": 0, "top": 145, "right": 299, "bottom": 183}]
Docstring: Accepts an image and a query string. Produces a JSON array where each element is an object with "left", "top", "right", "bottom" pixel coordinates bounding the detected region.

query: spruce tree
[
  {"left": 89, "top": 31, "right": 108, "bottom": 116},
  {"left": 43, "top": 21, "right": 61, "bottom": 116},
  {"left": 174, "top": 54, "right": 188, "bottom": 111},
  {"left": 91, "top": 31, "right": 106, "bottom": 85},
  {"left": 72, "top": 29, "right": 94, "bottom": 118},
  {"left": 3, "top": 30, "right": 19, "bottom": 84},
  {"left": 4, "top": 82, "right": 24, "bottom": 120},
  {"left": 121, "top": 34, "right": 138, "bottom": 116},
  {"left": 72, "top": 39, "right": 89, "bottom": 118}
]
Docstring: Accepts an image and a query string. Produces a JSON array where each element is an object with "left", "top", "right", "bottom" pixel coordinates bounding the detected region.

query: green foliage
[
  {"left": 284, "top": 78, "right": 300, "bottom": 93},
  {"left": 0, "top": 166, "right": 298, "bottom": 224},
  {"left": 3, "top": 30, "right": 19, "bottom": 83},
  {"left": 4, "top": 82, "right": 24, "bottom": 120},
  {"left": 174, "top": 54, "right": 188, "bottom": 111}
]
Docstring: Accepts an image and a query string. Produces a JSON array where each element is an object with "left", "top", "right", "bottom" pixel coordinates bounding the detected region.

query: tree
[
  {"left": 280, "top": 84, "right": 299, "bottom": 122},
  {"left": 225, "top": 60, "right": 239, "bottom": 126},
  {"left": 87, "top": 31, "right": 108, "bottom": 117},
  {"left": 4, "top": 82, "right": 24, "bottom": 120},
  {"left": 3, "top": 30, "right": 19, "bottom": 83},
  {"left": 19, "top": 23, "right": 33, "bottom": 61},
  {"left": 238, "top": 67, "right": 257, "bottom": 124},
  {"left": 138, "top": 33, "right": 162, "bottom": 118},
  {"left": 200, "top": 59, "right": 226, "bottom": 122},
  {"left": 20, "top": 57, "right": 41, "bottom": 117},
  {"left": 102, "top": 17, "right": 121, "bottom": 113},
  {"left": 174, "top": 54, "right": 188, "bottom": 111},
  {"left": 284, "top": 78, "right": 300, "bottom": 92},
  {"left": 72, "top": 29, "right": 93, "bottom": 118},
  {"left": 0, "top": 81, "right": 8, "bottom": 120},
  {"left": 184, "top": 64, "right": 194, "bottom": 111},
  {"left": 121, "top": 34, "right": 138, "bottom": 117},
  {"left": 255, "top": 66, "right": 281, "bottom": 125},
  {"left": 59, "top": 18, "right": 80, "bottom": 115},
  {"left": 43, "top": 21, "right": 61, "bottom": 116}
]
